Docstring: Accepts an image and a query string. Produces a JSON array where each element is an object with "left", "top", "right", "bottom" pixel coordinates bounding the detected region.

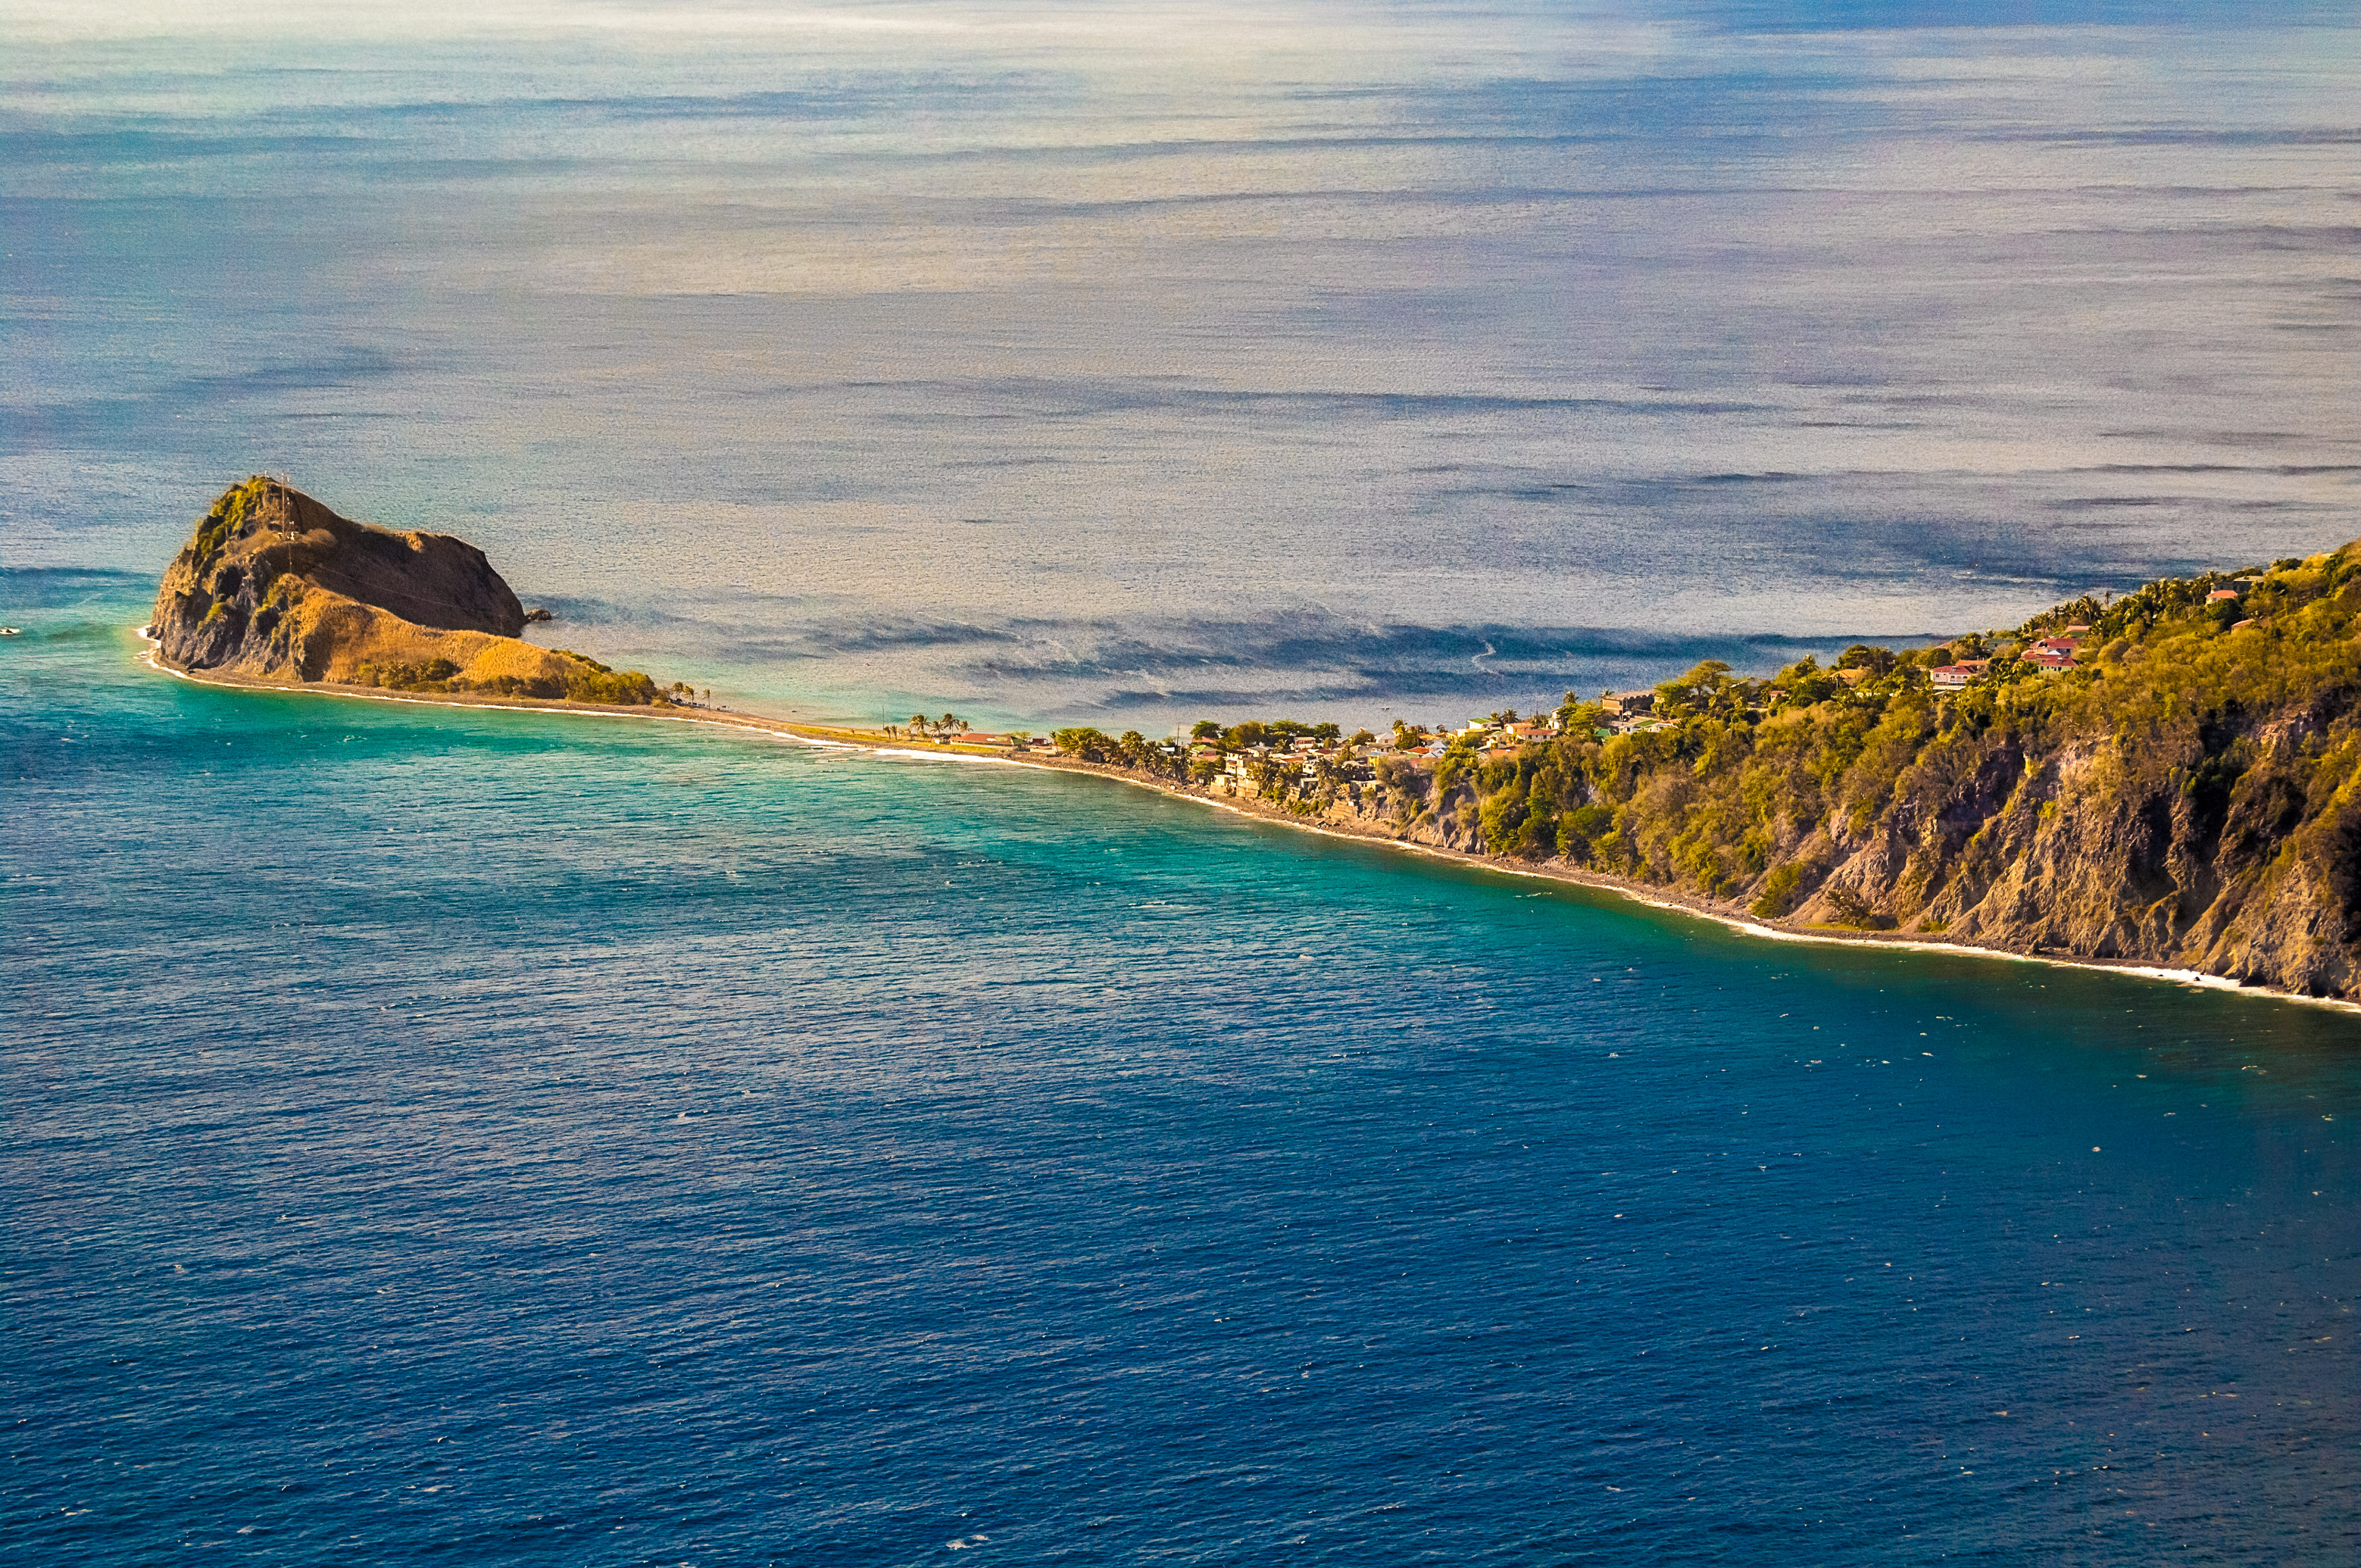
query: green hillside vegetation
[
  {"left": 354, "top": 648, "right": 661, "bottom": 704},
  {"left": 1153, "top": 542, "right": 2361, "bottom": 993},
  {"left": 1479, "top": 549, "right": 2356, "bottom": 920}
]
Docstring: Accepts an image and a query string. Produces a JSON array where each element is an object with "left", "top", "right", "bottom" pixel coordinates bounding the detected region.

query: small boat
[{"left": 0, "top": 626, "right": 19, "bottom": 636}]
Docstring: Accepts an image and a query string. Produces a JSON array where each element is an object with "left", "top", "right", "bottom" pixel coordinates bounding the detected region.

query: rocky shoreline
[{"left": 1001, "top": 751, "right": 2355, "bottom": 1005}]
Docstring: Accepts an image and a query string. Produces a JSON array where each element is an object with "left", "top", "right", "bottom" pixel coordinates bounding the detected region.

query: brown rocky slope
[{"left": 150, "top": 478, "right": 657, "bottom": 702}]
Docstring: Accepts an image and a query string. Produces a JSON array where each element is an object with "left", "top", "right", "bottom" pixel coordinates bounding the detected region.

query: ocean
[
  {"left": 7, "top": 573, "right": 2359, "bottom": 1562},
  {"left": 5, "top": 2, "right": 2359, "bottom": 1561}
]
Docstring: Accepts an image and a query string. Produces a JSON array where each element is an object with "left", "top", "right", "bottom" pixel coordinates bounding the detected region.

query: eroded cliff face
[
  {"left": 149, "top": 478, "right": 579, "bottom": 692},
  {"left": 1863, "top": 722, "right": 2361, "bottom": 998},
  {"left": 1199, "top": 771, "right": 1485, "bottom": 857},
  {"left": 1196, "top": 707, "right": 2361, "bottom": 1001}
]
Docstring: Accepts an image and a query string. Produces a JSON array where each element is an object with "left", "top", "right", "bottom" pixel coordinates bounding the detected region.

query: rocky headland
[
  {"left": 150, "top": 478, "right": 660, "bottom": 704},
  {"left": 1042, "top": 544, "right": 2361, "bottom": 1003}
]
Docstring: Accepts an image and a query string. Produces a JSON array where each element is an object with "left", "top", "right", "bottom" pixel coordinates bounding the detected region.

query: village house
[
  {"left": 1599, "top": 690, "right": 1654, "bottom": 718},
  {"left": 1930, "top": 658, "right": 1989, "bottom": 690},
  {"left": 2013, "top": 633, "right": 2080, "bottom": 672},
  {"left": 2207, "top": 587, "right": 2241, "bottom": 603},
  {"left": 2026, "top": 632, "right": 2080, "bottom": 665}
]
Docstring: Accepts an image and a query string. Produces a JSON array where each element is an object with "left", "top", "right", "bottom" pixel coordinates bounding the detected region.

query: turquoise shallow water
[{"left": 5, "top": 576, "right": 2357, "bottom": 1563}]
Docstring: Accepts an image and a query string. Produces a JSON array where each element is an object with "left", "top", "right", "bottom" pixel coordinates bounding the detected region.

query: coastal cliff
[
  {"left": 1053, "top": 544, "right": 2361, "bottom": 1001},
  {"left": 151, "top": 478, "right": 660, "bottom": 703}
]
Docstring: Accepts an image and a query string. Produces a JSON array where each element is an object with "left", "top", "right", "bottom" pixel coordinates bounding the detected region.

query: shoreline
[{"left": 137, "top": 636, "right": 2359, "bottom": 1016}]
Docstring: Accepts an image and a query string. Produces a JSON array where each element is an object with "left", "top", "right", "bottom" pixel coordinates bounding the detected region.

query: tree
[
  {"left": 1654, "top": 659, "right": 1740, "bottom": 720},
  {"left": 1246, "top": 754, "right": 1293, "bottom": 799},
  {"left": 1052, "top": 726, "right": 1114, "bottom": 761},
  {"left": 1225, "top": 720, "right": 1272, "bottom": 749}
]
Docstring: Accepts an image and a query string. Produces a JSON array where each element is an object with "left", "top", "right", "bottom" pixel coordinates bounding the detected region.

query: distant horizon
[{"left": 7, "top": 0, "right": 2355, "bottom": 728}]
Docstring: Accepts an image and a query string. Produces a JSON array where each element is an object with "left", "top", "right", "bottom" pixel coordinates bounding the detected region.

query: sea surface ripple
[
  {"left": 6, "top": 2, "right": 2356, "bottom": 725},
  {"left": 5, "top": 586, "right": 2357, "bottom": 1563}
]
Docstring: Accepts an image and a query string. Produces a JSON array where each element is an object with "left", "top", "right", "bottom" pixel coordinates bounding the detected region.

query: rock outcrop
[{"left": 151, "top": 478, "right": 655, "bottom": 703}]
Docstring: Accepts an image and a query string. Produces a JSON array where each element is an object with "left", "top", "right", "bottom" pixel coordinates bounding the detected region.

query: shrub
[{"left": 1750, "top": 861, "right": 1806, "bottom": 918}]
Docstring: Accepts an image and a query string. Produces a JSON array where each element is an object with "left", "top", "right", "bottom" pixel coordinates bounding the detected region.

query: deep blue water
[{"left": 6, "top": 579, "right": 2357, "bottom": 1563}]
